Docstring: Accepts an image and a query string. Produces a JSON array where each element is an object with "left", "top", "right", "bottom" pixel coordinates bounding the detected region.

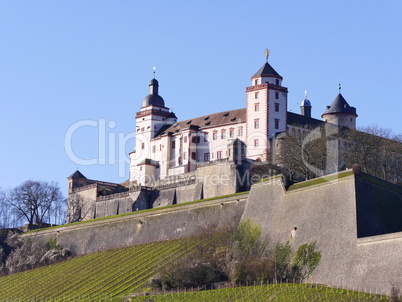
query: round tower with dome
[{"left": 322, "top": 85, "right": 357, "bottom": 129}]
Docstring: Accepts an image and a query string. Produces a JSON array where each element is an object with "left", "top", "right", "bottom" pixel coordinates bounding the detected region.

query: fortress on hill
[
  {"left": 40, "top": 50, "right": 401, "bottom": 294},
  {"left": 67, "top": 50, "right": 360, "bottom": 222}
]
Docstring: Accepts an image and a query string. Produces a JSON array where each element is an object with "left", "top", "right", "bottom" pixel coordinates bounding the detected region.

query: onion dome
[
  {"left": 300, "top": 91, "right": 312, "bottom": 118},
  {"left": 142, "top": 78, "right": 165, "bottom": 107}
]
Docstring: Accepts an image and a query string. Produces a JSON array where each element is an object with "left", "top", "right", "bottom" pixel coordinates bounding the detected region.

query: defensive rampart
[
  {"left": 241, "top": 172, "right": 402, "bottom": 294},
  {"left": 24, "top": 194, "right": 248, "bottom": 255},
  {"left": 23, "top": 172, "right": 402, "bottom": 294}
]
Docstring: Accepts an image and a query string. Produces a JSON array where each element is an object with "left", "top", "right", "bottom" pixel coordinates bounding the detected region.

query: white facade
[{"left": 129, "top": 57, "right": 356, "bottom": 185}]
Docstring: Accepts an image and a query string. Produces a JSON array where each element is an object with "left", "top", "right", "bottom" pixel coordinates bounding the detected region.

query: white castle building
[{"left": 129, "top": 51, "right": 357, "bottom": 185}]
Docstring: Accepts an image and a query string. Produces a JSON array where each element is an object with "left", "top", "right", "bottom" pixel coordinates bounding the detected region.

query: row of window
[
  {"left": 146, "top": 121, "right": 280, "bottom": 152},
  {"left": 253, "top": 119, "right": 280, "bottom": 129},
  {"left": 146, "top": 120, "right": 279, "bottom": 152},
  {"left": 254, "top": 91, "right": 280, "bottom": 99},
  {"left": 212, "top": 128, "right": 243, "bottom": 140},
  {"left": 254, "top": 102, "right": 280, "bottom": 112},
  {"left": 254, "top": 79, "right": 280, "bottom": 86}
]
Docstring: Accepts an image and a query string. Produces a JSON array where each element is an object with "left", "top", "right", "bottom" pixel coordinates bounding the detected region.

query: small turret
[
  {"left": 166, "top": 111, "right": 178, "bottom": 123},
  {"left": 67, "top": 170, "right": 87, "bottom": 193},
  {"left": 300, "top": 91, "right": 312, "bottom": 118},
  {"left": 322, "top": 85, "right": 357, "bottom": 129}
]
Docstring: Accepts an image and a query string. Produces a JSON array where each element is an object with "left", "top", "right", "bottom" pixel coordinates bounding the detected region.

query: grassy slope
[
  {"left": 131, "top": 284, "right": 388, "bottom": 302},
  {"left": 0, "top": 237, "right": 390, "bottom": 301},
  {"left": 0, "top": 238, "right": 201, "bottom": 301}
]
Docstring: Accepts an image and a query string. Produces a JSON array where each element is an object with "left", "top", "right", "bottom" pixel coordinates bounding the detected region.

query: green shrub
[
  {"left": 291, "top": 241, "right": 322, "bottom": 282},
  {"left": 46, "top": 238, "right": 61, "bottom": 250},
  {"left": 273, "top": 241, "right": 293, "bottom": 281}
]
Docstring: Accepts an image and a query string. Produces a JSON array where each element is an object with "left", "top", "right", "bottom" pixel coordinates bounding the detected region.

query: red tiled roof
[{"left": 155, "top": 108, "right": 246, "bottom": 138}]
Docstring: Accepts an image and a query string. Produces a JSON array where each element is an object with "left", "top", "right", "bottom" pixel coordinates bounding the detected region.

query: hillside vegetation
[
  {"left": 0, "top": 237, "right": 201, "bottom": 301},
  {"left": 0, "top": 235, "right": 394, "bottom": 301},
  {"left": 131, "top": 284, "right": 389, "bottom": 302}
]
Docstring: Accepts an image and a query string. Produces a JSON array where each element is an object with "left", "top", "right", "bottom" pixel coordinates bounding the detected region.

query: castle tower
[
  {"left": 129, "top": 77, "right": 175, "bottom": 184},
  {"left": 322, "top": 85, "right": 357, "bottom": 129},
  {"left": 246, "top": 49, "right": 288, "bottom": 161},
  {"left": 300, "top": 91, "right": 312, "bottom": 118},
  {"left": 67, "top": 170, "right": 87, "bottom": 194}
]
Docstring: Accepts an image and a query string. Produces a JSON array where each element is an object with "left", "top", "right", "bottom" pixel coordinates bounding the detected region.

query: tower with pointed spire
[
  {"left": 245, "top": 49, "right": 288, "bottom": 161},
  {"left": 322, "top": 85, "right": 357, "bottom": 129}
]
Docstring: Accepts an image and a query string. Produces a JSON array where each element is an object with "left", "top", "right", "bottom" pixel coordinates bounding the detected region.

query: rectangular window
[
  {"left": 221, "top": 131, "right": 226, "bottom": 139},
  {"left": 275, "top": 103, "right": 279, "bottom": 112},
  {"left": 275, "top": 119, "right": 279, "bottom": 129},
  {"left": 255, "top": 92, "right": 259, "bottom": 99},
  {"left": 255, "top": 103, "right": 259, "bottom": 112},
  {"left": 172, "top": 141, "right": 176, "bottom": 149},
  {"left": 204, "top": 133, "right": 208, "bottom": 142},
  {"left": 184, "top": 136, "right": 187, "bottom": 143},
  {"left": 204, "top": 152, "right": 210, "bottom": 161},
  {"left": 254, "top": 119, "right": 259, "bottom": 129},
  {"left": 217, "top": 151, "right": 222, "bottom": 159},
  {"left": 254, "top": 139, "right": 259, "bottom": 147},
  {"left": 191, "top": 152, "right": 196, "bottom": 160},
  {"left": 141, "top": 142, "right": 145, "bottom": 150},
  {"left": 275, "top": 79, "right": 279, "bottom": 86},
  {"left": 254, "top": 79, "right": 258, "bottom": 85},
  {"left": 275, "top": 91, "right": 279, "bottom": 99},
  {"left": 229, "top": 129, "right": 234, "bottom": 138},
  {"left": 183, "top": 152, "right": 187, "bottom": 160},
  {"left": 213, "top": 132, "right": 217, "bottom": 140},
  {"left": 238, "top": 127, "right": 243, "bottom": 136},
  {"left": 152, "top": 145, "right": 156, "bottom": 153}
]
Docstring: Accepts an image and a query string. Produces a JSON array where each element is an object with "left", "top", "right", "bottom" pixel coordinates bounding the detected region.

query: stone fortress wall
[
  {"left": 28, "top": 171, "right": 402, "bottom": 294},
  {"left": 241, "top": 172, "right": 402, "bottom": 294},
  {"left": 69, "top": 160, "right": 249, "bottom": 221}
]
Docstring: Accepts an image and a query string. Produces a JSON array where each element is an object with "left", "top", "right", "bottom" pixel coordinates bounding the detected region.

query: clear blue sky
[{"left": 1, "top": 0, "right": 401, "bottom": 197}]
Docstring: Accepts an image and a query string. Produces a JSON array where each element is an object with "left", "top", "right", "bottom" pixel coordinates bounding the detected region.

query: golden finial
[{"left": 265, "top": 48, "right": 269, "bottom": 62}]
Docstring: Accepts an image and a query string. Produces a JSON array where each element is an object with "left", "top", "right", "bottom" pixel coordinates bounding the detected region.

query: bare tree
[
  {"left": 4, "top": 181, "right": 65, "bottom": 230},
  {"left": 343, "top": 126, "right": 402, "bottom": 184},
  {"left": 66, "top": 194, "right": 93, "bottom": 223},
  {"left": 0, "top": 188, "right": 22, "bottom": 228},
  {"left": 278, "top": 124, "right": 328, "bottom": 180}
]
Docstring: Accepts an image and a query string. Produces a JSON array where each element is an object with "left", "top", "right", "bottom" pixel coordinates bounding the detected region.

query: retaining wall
[
  {"left": 241, "top": 173, "right": 402, "bottom": 294},
  {"left": 24, "top": 172, "right": 402, "bottom": 294},
  {"left": 24, "top": 194, "right": 247, "bottom": 256}
]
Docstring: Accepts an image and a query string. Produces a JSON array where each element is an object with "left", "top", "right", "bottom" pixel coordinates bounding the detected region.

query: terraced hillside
[
  {"left": 0, "top": 237, "right": 201, "bottom": 301},
  {"left": 0, "top": 236, "right": 393, "bottom": 301},
  {"left": 132, "top": 284, "right": 389, "bottom": 302}
]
